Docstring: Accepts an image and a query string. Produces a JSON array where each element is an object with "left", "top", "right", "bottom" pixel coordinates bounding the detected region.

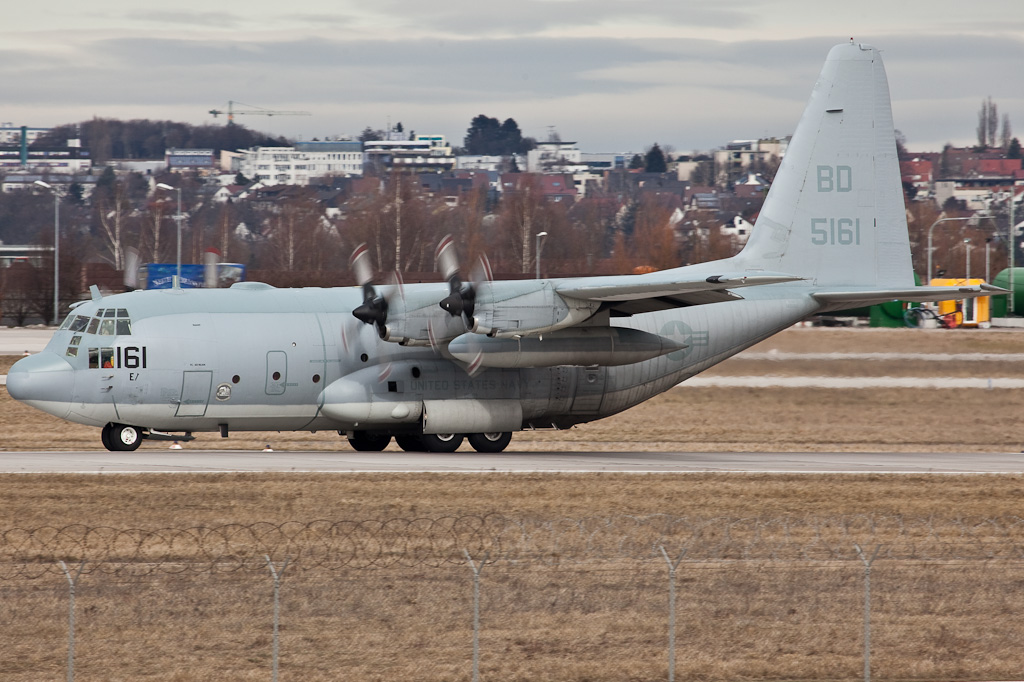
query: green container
[{"left": 990, "top": 268, "right": 1024, "bottom": 317}]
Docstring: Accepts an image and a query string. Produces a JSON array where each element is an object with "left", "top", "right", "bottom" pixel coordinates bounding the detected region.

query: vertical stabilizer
[{"left": 735, "top": 42, "right": 913, "bottom": 289}]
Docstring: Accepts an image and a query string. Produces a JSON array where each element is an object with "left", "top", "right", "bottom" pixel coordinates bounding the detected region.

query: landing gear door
[
  {"left": 571, "top": 366, "right": 606, "bottom": 415},
  {"left": 266, "top": 351, "right": 288, "bottom": 395},
  {"left": 176, "top": 371, "right": 213, "bottom": 417}
]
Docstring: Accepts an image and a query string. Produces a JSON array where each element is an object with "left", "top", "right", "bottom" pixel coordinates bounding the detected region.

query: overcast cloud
[{"left": 3, "top": 1, "right": 1023, "bottom": 153}]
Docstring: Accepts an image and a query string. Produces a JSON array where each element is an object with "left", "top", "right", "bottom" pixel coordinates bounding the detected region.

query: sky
[{"left": 4, "top": 0, "right": 1023, "bottom": 155}]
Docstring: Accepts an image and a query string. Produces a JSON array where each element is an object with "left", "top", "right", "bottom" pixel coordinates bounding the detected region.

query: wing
[{"left": 557, "top": 272, "right": 804, "bottom": 315}]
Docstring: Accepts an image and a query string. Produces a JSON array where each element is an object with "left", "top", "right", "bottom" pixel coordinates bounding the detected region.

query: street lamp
[
  {"left": 963, "top": 238, "right": 972, "bottom": 282},
  {"left": 33, "top": 180, "right": 60, "bottom": 325},
  {"left": 156, "top": 183, "right": 183, "bottom": 288},
  {"left": 985, "top": 237, "right": 993, "bottom": 282},
  {"left": 535, "top": 231, "right": 548, "bottom": 279},
  {"left": 926, "top": 216, "right": 972, "bottom": 284}
]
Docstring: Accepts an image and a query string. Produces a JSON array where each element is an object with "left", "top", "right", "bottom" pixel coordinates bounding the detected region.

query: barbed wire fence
[{"left": 3, "top": 514, "right": 1024, "bottom": 681}]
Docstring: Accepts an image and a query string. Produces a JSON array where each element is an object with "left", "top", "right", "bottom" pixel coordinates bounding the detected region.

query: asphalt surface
[{"left": 1, "top": 450, "right": 1023, "bottom": 473}]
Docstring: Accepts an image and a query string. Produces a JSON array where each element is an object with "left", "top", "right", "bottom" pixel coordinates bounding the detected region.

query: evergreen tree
[
  {"left": 1008, "top": 138, "right": 1022, "bottom": 160},
  {"left": 644, "top": 144, "right": 667, "bottom": 173}
]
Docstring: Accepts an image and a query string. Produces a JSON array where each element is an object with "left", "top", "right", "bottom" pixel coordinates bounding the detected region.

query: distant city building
[
  {"left": 0, "top": 124, "right": 51, "bottom": 145},
  {"left": 713, "top": 138, "right": 787, "bottom": 185},
  {"left": 0, "top": 137, "right": 91, "bottom": 174},
  {"left": 166, "top": 148, "right": 216, "bottom": 172},
  {"left": 363, "top": 135, "right": 454, "bottom": 174},
  {"left": 0, "top": 172, "right": 100, "bottom": 195},
  {"left": 526, "top": 141, "right": 581, "bottom": 172},
  {"left": 233, "top": 141, "right": 365, "bottom": 186}
]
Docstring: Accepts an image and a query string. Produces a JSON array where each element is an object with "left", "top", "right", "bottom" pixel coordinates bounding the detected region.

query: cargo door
[{"left": 176, "top": 371, "right": 213, "bottom": 417}]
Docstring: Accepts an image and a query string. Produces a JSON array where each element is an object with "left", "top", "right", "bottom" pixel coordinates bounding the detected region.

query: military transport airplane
[{"left": 7, "top": 41, "right": 1004, "bottom": 453}]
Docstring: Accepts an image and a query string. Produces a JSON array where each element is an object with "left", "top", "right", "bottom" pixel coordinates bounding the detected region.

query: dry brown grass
[{"left": 2, "top": 328, "right": 1024, "bottom": 680}]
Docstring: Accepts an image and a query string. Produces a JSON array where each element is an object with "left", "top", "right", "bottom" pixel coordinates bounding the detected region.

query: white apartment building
[
  {"left": 233, "top": 141, "right": 364, "bottom": 185},
  {"left": 0, "top": 124, "right": 51, "bottom": 145},
  {"left": 526, "top": 141, "right": 582, "bottom": 172}
]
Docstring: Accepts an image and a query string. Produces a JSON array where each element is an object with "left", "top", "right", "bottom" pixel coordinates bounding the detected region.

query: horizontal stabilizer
[{"left": 813, "top": 284, "right": 1009, "bottom": 308}]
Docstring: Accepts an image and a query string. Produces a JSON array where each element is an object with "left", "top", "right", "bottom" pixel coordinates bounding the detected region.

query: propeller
[
  {"left": 436, "top": 235, "right": 491, "bottom": 330},
  {"left": 350, "top": 243, "right": 390, "bottom": 338}
]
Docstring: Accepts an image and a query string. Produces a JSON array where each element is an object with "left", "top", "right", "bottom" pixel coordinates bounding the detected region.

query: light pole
[
  {"left": 927, "top": 216, "right": 972, "bottom": 284},
  {"left": 963, "top": 238, "right": 972, "bottom": 282},
  {"left": 156, "top": 183, "right": 183, "bottom": 288},
  {"left": 535, "top": 231, "right": 548, "bottom": 279},
  {"left": 33, "top": 180, "right": 60, "bottom": 325},
  {"left": 985, "top": 237, "right": 993, "bottom": 282}
]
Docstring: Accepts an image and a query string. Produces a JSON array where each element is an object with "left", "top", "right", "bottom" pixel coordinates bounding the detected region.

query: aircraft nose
[{"left": 6, "top": 352, "right": 75, "bottom": 419}]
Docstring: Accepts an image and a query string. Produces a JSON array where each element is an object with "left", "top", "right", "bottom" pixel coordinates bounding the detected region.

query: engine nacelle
[{"left": 471, "top": 282, "right": 600, "bottom": 338}]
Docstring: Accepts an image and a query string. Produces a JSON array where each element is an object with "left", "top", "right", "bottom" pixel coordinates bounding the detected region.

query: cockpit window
[
  {"left": 59, "top": 314, "right": 74, "bottom": 330},
  {"left": 80, "top": 308, "right": 132, "bottom": 336}
]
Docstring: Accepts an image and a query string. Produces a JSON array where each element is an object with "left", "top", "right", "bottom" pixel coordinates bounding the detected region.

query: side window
[
  {"left": 88, "top": 348, "right": 99, "bottom": 369},
  {"left": 100, "top": 348, "right": 114, "bottom": 368},
  {"left": 116, "top": 319, "right": 132, "bottom": 335}
]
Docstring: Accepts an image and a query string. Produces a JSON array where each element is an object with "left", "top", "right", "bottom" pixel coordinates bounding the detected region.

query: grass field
[{"left": 2, "top": 326, "right": 1024, "bottom": 680}]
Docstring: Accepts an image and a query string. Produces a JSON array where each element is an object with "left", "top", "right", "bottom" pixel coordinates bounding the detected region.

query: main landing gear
[
  {"left": 346, "top": 431, "right": 513, "bottom": 453},
  {"left": 101, "top": 423, "right": 142, "bottom": 452}
]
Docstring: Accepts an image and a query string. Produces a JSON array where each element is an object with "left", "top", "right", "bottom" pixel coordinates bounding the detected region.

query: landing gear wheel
[
  {"left": 395, "top": 435, "right": 425, "bottom": 452},
  {"left": 420, "top": 433, "right": 464, "bottom": 453},
  {"left": 103, "top": 423, "right": 142, "bottom": 452},
  {"left": 347, "top": 431, "right": 391, "bottom": 452},
  {"left": 101, "top": 423, "right": 113, "bottom": 451},
  {"left": 468, "top": 432, "right": 513, "bottom": 453}
]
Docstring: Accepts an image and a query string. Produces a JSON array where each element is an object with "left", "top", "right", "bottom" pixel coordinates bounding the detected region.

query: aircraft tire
[
  {"left": 106, "top": 423, "right": 142, "bottom": 452},
  {"left": 468, "top": 432, "right": 513, "bottom": 453},
  {"left": 395, "top": 435, "right": 426, "bottom": 452},
  {"left": 347, "top": 431, "right": 391, "bottom": 452},
  {"left": 420, "top": 433, "right": 464, "bottom": 453},
  {"left": 101, "top": 423, "right": 114, "bottom": 451}
]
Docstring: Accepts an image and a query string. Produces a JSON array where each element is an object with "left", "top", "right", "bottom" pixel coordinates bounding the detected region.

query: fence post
[
  {"left": 658, "top": 546, "right": 687, "bottom": 682},
  {"left": 853, "top": 544, "right": 881, "bottom": 682},
  {"left": 463, "top": 550, "right": 489, "bottom": 682},
  {"left": 58, "top": 560, "right": 86, "bottom": 682},
  {"left": 265, "top": 556, "right": 291, "bottom": 682}
]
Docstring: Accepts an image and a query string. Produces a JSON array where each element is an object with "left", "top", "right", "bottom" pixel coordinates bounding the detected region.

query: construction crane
[{"left": 208, "top": 100, "right": 312, "bottom": 124}]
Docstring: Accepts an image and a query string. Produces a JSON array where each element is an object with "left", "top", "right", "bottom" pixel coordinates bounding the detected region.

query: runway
[{"left": 2, "top": 450, "right": 1024, "bottom": 473}]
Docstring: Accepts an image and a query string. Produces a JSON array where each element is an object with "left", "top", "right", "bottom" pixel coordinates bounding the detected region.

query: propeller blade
[
  {"left": 435, "top": 234, "right": 459, "bottom": 282},
  {"left": 349, "top": 243, "right": 373, "bottom": 287},
  {"left": 123, "top": 247, "right": 140, "bottom": 290},
  {"left": 469, "top": 253, "right": 493, "bottom": 285}
]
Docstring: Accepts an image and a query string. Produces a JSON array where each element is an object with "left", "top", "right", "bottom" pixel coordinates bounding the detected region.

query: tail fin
[{"left": 736, "top": 41, "right": 913, "bottom": 289}]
